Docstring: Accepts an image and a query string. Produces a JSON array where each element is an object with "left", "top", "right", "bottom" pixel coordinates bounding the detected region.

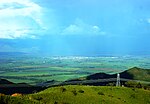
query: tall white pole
[{"left": 116, "top": 73, "right": 120, "bottom": 86}]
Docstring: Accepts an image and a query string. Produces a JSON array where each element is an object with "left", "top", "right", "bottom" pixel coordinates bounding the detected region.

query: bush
[
  {"left": 54, "top": 101, "right": 58, "bottom": 104},
  {"left": 108, "top": 95, "right": 113, "bottom": 97},
  {"left": 98, "top": 92, "right": 104, "bottom": 95},
  {"left": 125, "top": 81, "right": 143, "bottom": 88},
  {"left": 72, "top": 90, "right": 77, "bottom": 96},
  {"left": 60, "top": 87, "right": 67, "bottom": 92},
  {"left": 136, "top": 82, "right": 142, "bottom": 88},
  {"left": 125, "top": 81, "right": 138, "bottom": 88},
  {"left": 130, "top": 94, "right": 136, "bottom": 98},
  {"left": 78, "top": 90, "right": 84, "bottom": 93},
  {"left": 35, "top": 96, "right": 43, "bottom": 101},
  {"left": 107, "top": 82, "right": 115, "bottom": 86}
]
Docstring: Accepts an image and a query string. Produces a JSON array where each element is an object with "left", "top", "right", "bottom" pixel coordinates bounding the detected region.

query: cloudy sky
[{"left": 0, "top": 0, "right": 150, "bottom": 56}]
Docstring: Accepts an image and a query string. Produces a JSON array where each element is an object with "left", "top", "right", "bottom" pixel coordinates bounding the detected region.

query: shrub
[
  {"left": 78, "top": 90, "right": 84, "bottom": 93},
  {"left": 136, "top": 82, "right": 142, "bottom": 88},
  {"left": 98, "top": 92, "right": 104, "bottom": 95},
  {"left": 107, "top": 82, "right": 115, "bottom": 86},
  {"left": 72, "top": 90, "right": 77, "bottom": 96},
  {"left": 60, "top": 87, "right": 67, "bottom": 92},
  {"left": 130, "top": 94, "right": 136, "bottom": 98},
  {"left": 125, "top": 81, "right": 137, "bottom": 88},
  {"left": 54, "top": 101, "right": 58, "bottom": 104},
  {"left": 35, "top": 96, "right": 43, "bottom": 101},
  {"left": 108, "top": 95, "right": 113, "bottom": 97},
  {"left": 118, "top": 97, "right": 121, "bottom": 100},
  {"left": 125, "top": 81, "right": 144, "bottom": 88}
]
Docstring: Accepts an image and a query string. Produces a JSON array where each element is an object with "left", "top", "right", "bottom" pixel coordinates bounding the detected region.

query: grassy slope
[
  {"left": 78, "top": 67, "right": 150, "bottom": 81},
  {"left": 120, "top": 67, "right": 150, "bottom": 81},
  {"left": 1, "top": 85, "right": 150, "bottom": 104}
]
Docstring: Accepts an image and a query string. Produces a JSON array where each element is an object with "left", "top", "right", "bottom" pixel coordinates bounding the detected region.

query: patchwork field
[{"left": 0, "top": 54, "right": 150, "bottom": 84}]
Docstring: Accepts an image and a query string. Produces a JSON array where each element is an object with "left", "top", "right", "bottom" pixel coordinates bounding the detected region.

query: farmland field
[{"left": 0, "top": 53, "right": 150, "bottom": 84}]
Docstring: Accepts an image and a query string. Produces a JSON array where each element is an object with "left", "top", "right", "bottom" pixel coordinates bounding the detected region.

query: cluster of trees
[
  {"left": 125, "top": 81, "right": 150, "bottom": 90},
  {"left": 125, "top": 81, "right": 142, "bottom": 88},
  {"left": 107, "top": 81, "right": 150, "bottom": 90}
]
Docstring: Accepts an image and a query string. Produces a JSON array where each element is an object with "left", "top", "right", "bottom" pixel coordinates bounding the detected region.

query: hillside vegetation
[
  {"left": 84, "top": 67, "right": 150, "bottom": 81},
  {"left": 120, "top": 67, "right": 150, "bottom": 81},
  {"left": 63, "top": 67, "right": 150, "bottom": 86},
  {"left": 0, "top": 85, "right": 150, "bottom": 104}
]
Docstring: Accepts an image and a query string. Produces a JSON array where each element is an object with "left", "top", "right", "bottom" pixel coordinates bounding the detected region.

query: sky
[{"left": 0, "top": 0, "right": 150, "bottom": 56}]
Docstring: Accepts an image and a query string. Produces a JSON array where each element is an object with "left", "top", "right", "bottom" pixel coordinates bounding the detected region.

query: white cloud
[
  {"left": 0, "top": 0, "right": 42, "bottom": 20},
  {"left": 62, "top": 25, "right": 83, "bottom": 35},
  {"left": 0, "top": 1, "right": 106, "bottom": 39},
  {"left": 61, "top": 19, "right": 106, "bottom": 35},
  {"left": 0, "top": 0, "right": 46, "bottom": 39},
  {"left": 0, "top": 29, "right": 41, "bottom": 39}
]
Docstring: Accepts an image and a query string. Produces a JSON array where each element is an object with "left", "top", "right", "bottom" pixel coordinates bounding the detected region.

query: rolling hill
[
  {"left": 120, "top": 67, "right": 150, "bottom": 81},
  {"left": 0, "top": 85, "right": 150, "bottom": 104},
  {"left": 63, "top": 67, "right": 150, "bottom": 86},
  {"left": 0, "top": 67, "right": 150, "bottom": 95},
  {"left": 0, "top": 67, "right": 150, "bottom": 104}
]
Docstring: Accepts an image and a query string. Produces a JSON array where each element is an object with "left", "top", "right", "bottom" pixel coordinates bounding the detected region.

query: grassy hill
[
  {"left": 120, "top": 67, "right": 150, "bottom": 81},
  {"left": 0, "top": 85, "right": 150, "bottom": 104},
  {"left": 85, "top": 67, "right": 150, "bottom": 81},
  {"left": 66, "top": 67, "right": 150, "bottom": 82},
  {"left": 0, "top": 67, "right": 150, "bottom": 104},
  {"left": 0, "top": 67, "right": 150, "bottom": 95}
]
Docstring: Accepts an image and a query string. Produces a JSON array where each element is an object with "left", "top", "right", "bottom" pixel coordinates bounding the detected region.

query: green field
[
  {"left": 0, "top": 56, "right": 150, "bottom": 84},
  {"left": 1, "top": 85, "right": 150, "bottom": 104}
]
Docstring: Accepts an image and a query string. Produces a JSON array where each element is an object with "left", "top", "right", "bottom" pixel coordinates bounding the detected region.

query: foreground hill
[{"left": 0, "top": 85, "right": 150, "bottom": 104}]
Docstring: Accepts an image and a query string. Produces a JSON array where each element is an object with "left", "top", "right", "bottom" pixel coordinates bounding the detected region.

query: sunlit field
[{"left": 0, "top": 54, "right": 150, "bottom": 84}]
